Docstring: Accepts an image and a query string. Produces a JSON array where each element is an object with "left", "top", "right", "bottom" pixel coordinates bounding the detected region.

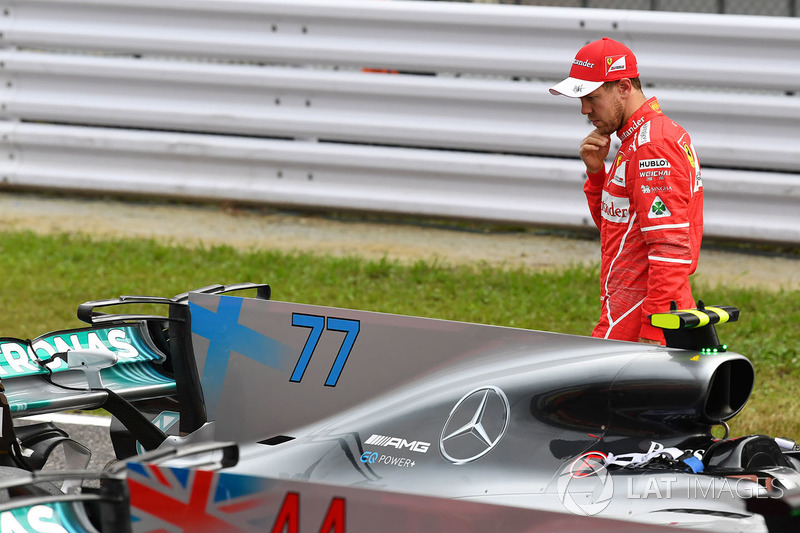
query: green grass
[{"left": 1, "top": 230, "right": 798, "bottom": 438}]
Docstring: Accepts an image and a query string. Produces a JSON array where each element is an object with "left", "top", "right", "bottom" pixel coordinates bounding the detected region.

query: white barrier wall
[{"left": 1, "top": 0, "right": 799, "bottom": 243}]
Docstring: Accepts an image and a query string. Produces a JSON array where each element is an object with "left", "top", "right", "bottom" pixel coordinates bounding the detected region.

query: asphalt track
[{"left": 17, "top": 414, "right": 116, "bottom": 476}]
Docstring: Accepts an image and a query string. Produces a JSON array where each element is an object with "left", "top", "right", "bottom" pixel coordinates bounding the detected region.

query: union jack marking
[{"left": 127, "top": 463, "right": 275, "bottom": 532}]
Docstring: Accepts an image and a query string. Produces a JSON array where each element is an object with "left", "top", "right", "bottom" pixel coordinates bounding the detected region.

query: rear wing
[
  {"left": 1, "top": 322, "right": 174, "bottom": 416},
  {"left": 2, "top": 283, "right": 269, "bottom": 449},
  {"left": 76, "top": 282, "right": 271, "bottom": 326}
]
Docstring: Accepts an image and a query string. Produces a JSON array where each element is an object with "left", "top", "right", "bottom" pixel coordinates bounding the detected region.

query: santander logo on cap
[{"left": 549, "top": 37, "right": 639, "bottom": 98}]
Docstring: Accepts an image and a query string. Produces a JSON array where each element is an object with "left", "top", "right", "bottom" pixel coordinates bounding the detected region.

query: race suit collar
[{"left": 616, "top": 97, "right": 662, "bottom": 142}]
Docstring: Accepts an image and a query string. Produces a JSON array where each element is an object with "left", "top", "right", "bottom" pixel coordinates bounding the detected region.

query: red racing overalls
[{"left": 584, "top": 97, "right": 703, "bottom": 344}]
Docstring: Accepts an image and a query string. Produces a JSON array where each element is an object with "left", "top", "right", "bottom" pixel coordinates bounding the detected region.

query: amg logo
[
  {"left": 639, "top": 158, "right": 670, "bottom": 169},
  {"left": 365, "top": 434, "right": 430, "bottom": 453}
]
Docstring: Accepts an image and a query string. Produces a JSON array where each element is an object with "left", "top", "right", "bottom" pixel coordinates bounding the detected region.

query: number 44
[{"left": 290, "top": 313, "right": 360, "bottom": 387}]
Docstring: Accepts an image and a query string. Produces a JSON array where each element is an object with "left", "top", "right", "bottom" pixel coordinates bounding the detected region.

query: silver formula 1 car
[{"left": 0, "top": 283, "right": 798, "bottom": 532}]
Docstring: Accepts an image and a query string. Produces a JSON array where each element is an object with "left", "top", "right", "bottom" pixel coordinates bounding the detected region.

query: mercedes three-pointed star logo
[{"left": 439, "top": 385, "right": 510, "bottom": 465}]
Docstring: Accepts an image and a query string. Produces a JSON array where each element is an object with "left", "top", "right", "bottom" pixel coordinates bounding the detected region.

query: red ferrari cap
[{"left": 549, "top": 37, "right": 639, "bottom": 98}]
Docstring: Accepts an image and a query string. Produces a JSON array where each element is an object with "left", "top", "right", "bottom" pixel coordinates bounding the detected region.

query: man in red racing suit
[{"left": 550, "top": 38, "right": 703, "bottom": 345}]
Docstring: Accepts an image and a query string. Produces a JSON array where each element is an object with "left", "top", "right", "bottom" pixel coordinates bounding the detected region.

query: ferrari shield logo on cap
[{"left": 605, "top": 55, "right": 627, "bottom": 75}]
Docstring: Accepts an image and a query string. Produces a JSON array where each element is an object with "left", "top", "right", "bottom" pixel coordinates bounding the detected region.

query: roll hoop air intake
[{"left": 650, "top": 300, "right": 739, "bottom": 351}]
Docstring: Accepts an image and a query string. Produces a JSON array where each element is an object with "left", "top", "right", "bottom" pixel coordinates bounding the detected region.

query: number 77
[{"left": 290, "top": 313, "right": 360, "bottom": 387}]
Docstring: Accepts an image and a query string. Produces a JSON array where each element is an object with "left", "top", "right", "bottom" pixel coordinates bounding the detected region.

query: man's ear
[{"left": 617, "top": 78, "right": 634, "bottom": 98}]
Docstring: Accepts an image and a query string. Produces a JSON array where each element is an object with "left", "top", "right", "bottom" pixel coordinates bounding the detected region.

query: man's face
[{"left": 579, "top": 84, "right": 624, "bottom": 136}]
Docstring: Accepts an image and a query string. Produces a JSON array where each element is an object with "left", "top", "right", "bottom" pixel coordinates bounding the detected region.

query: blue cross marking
[{"left": 190, "top": 296, "right": 288, "bottom": 418}]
